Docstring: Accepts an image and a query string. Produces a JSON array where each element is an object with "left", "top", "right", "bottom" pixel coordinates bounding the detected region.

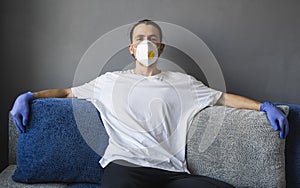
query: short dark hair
[{"left": 130, "top": 19, "right": 162, "bottom": 43}]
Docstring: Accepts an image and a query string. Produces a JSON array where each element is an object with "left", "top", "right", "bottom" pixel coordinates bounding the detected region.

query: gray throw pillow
[{"left": 186, "top": 106, "right": 287, "bottom": 188}]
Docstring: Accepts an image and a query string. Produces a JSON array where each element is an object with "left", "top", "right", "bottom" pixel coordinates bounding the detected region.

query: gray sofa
[{"left": 0, "top": 98, "right": 289, "bottom": 187}]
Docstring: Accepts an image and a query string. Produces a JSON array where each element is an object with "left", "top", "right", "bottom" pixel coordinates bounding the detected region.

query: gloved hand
[
  {"left": 260, "top": 102, "right": 289, "bottom": 139},
  {"left": 10, "top": 92, "right": 35, "bottom": 133}
]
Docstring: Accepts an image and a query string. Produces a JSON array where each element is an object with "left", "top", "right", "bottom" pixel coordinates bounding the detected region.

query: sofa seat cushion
[{"left": 186, "top": 106, "right": 287, "bottom": 187}]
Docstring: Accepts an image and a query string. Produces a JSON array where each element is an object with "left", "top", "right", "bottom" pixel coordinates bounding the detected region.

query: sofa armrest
[{"left": 8, "top": 113, "right": 18, "bottom": 165}]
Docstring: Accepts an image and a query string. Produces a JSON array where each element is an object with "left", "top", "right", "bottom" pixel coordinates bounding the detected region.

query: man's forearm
[
  {"left": 218, "top": 93, "right": 261, "bottom": 111},
  {"left": 32, "top": 88, "right": 73, "bottom": 99}
]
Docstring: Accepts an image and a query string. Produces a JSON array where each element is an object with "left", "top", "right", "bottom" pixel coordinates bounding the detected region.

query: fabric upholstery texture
[
  {"left": 0, "top": 165, "right": 68, "bottom": 188},
  {"left": 186, "top": 106, "right": 287, "bottom": 188},
  {"left": 69, "top": 183, "right": 101, "bottom": 188},
  {"left": 12, "top": 98, "right": 109, "bottom": 184},
  {"left": 8, "top": 113, "right": 18, "bottom": 165},
  {"left": 279, "top": 103, "right": 300, "bottom": 187}
]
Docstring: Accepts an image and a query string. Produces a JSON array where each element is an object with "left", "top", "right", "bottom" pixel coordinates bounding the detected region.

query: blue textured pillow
[{"left": 12, "top": 98, "right": 109, "bottom": 184}]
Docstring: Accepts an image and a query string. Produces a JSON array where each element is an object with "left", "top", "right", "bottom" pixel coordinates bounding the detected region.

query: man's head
[
  {"left": 129, "top": 19, "right": 165, "bottom": 66},
  {"left": 130, "top": 19, "right": 163, "bottom": 43}
]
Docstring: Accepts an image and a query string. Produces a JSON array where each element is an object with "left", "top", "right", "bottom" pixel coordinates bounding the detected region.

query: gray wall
[{"left": 1, "top": 0, "right": 299, "bottom": 171}]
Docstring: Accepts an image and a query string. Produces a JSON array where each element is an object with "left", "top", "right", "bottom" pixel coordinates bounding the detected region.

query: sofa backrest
[
  {"left": 8, "top": 99, "right": 300, "bottom": 187},
  {"left": 8, "top": 114, "right": 17, "bottom": 165}
]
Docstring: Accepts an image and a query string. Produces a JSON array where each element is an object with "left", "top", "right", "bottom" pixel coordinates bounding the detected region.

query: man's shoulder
[
  {"left": 164, "top": 71, "right": 192, "bottom": 79},
  {"left": 163, "top": 71, "right": 204, "bottom": 86}
]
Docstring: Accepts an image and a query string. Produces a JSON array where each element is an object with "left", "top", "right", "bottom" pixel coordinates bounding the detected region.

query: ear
[
  {"left": 158, "top": 43, "right": 165, "bottom": 56},
  {"left": 128, "top": 44, "right": 134, "bottom": 55}
]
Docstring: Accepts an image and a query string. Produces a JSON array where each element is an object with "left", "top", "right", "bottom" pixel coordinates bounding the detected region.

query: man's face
[{"left": 129, "top": 24, "right": 164, "bottom": 58}]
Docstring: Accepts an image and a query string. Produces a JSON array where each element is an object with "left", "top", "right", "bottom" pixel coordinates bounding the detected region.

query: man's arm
[
  {"left": 217, "top": 93, "right": 289, "bottom": 139},
  {"left": 217, "top": 93, "right": 261, "bottom": 111},
  {"left": 33, "top": 88, "right": 74, "bottom": 99}
]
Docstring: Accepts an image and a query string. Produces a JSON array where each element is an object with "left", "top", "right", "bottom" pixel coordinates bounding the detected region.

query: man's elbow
[{"left": 65, "top": 88, "right": 74, "bottom": 98}]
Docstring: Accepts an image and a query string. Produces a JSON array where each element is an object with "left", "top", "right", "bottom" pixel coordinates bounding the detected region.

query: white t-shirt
[{"left": 71, "top": 70, "right": 222, "bottom": 173}]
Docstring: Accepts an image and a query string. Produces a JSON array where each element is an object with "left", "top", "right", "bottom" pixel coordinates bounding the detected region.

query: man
[{"left": 11, "top": 19, "right": 289, "bottom": 188}]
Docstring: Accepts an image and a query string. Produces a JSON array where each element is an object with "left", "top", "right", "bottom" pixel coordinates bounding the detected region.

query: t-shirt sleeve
[
  {"left": 189, "top": 76, "right": 223, "bottom": 108},
  {"left": 71, "top": 77, "right": 99, "bottom": 100}
]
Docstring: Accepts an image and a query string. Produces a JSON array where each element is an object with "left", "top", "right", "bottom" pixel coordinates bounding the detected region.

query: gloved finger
[
  {"left": 269, "top": 118, "right": 279, "bottom": 131},
  {"left": 21, "top": 110, "right": 30, "bottom": 126},
  {"left": 278, "top": 116, "right": 289, "bottom": 139},
  {"left": 12, "top": 114, "right": 24, "bottom": 133},
  {"left": 279, "top": 122, "right": 283, "bottom": 139},
  {"left": 277, "top": 116, "right": 285, "bottom": 139}
]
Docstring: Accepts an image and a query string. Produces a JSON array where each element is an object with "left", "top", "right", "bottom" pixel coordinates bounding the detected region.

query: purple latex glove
[
  {"left": 10, "top": 92, "right": 35, "bottom": 133},
  {"left": 260, "top": 102, "right": 289, "bottom": 139}
]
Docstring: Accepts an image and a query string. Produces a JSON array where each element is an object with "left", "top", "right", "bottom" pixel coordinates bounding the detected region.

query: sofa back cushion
[{"left": 186, "top": 106, "right": 287, "bottom": 187}]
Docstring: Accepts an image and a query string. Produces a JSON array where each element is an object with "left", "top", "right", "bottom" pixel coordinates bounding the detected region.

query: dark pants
[{"left": 101, "top": 161, "right": 234, "bottom": 188}]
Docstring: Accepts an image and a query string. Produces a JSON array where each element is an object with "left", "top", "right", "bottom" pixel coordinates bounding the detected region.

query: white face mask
[{"left": 134, "top": 40, "right": 159, "bottom": 67}]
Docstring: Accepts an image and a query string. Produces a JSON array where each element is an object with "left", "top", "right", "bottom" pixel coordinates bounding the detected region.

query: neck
[{"left": 133, "top": 61, "right": 161, "bottom": 76}]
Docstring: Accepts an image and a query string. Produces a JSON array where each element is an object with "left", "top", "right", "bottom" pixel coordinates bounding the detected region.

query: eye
[
  {"left": 149, "top": 36, "right": 158, "bottom": 43},
  {"left": 135, "top": 37, "right": 143, "bottom": 42}
]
